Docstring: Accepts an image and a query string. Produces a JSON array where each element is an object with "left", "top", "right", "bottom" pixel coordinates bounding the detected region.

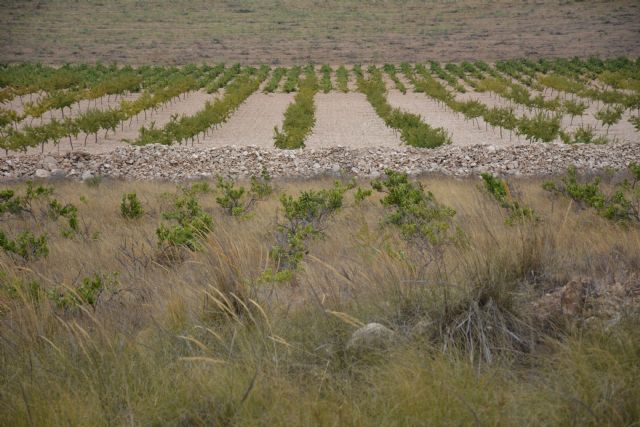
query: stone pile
[{"left": 1, "top": 142, "right": 639, "bottom": 181}]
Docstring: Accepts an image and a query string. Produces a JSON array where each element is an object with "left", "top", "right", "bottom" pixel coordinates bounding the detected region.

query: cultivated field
[
  {"left": 2, "top": 58, "right": 639, "bottom": 159},
  {"left": 2, "top": 2, "right": 640, "bottom": 425},
  {"left": 1, "top": 0, "right": 640, "bottom": 64}
]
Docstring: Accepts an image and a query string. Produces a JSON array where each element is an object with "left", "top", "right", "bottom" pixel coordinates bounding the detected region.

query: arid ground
[{"left": 1, "top": 0, "right": 640, "bottom": 65}]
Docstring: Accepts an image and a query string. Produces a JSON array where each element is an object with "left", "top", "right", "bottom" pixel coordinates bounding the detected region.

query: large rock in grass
[{"left": 346, "top": 323, "right": 395, "bottom": 353}]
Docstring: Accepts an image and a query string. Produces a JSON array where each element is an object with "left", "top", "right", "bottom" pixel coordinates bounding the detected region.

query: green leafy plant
[
  {"left": 48, "top": 272, "right": 118, "bottom": 310},
  {"left": 595, "top": 105, "right": 625, "bottom": 134},
  {"left": 320, "top": 65, "right": 332, "bottom": 93},
  {"left": 268, "top": 181, "right": 352, "bottom": 279},
  {"left": 480, "top": 173, "right": 537, "bottom": 225},
  {"left": 517, "top": 112, "right": 562, "bottom": 143},
  {"left": 274, "top": 66, "right": 318, "bottom": 149},
  {"left": 563, "top": 99, "right": 588, "bottom": 124},
  {"left": 335, "top": 66, "right": 349, "bottom": 93},
  {"left": 216, "top": 170, "right": 272, "bottom": 217},
  {"left": 559, "top": 125, "right": 609, "bottom": 145},
  {"left": 543, "top": 165, "right": 639, "bottom": 224},
  {"left": 372, "top": 170, "right": 463, "bottom": 264},
  {"left": 263, "top": 67, "right": 285, "bottom": 93},
  {"left": 157, "top": 191, "right": 214, "bottom": 252},
  {"left": 48, "top": 199, "right": 79, "bottom": 237},
  {"left": 0, "top": 181, "right": 53, "bottom": 217},
  {"left": 358, "top": 67, "right": 451, "bottom": 148},
  {"left": 120, "top": 192, "right": 144, "bottom": 219},
  {"left": 0, "top": 230, "right": 48, "bottom": 261}
]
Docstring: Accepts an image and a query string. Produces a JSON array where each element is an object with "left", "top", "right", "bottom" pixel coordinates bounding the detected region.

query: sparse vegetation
[
  {"left": 1, "top": 174, "right": 639, "bottom": 425},
  {"left": 274, "top": 66, "right": 318, "bottom": 149}
]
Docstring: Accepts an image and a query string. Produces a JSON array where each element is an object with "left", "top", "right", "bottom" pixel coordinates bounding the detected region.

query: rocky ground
[{"left": 1, "top": 142, "right": 639, "bottom": 182}]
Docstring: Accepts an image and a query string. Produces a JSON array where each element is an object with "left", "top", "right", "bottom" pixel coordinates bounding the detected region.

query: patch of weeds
[
  {"left": 372, "top": 170, "right": 464, "bottom": 263},
  {"left": 48, "top": 272, "right": 119, "bottom": 311},
  {"left": 157, "top": 190, "right": 213, "bottom": 253},
  {"left": 215, "top": 170, "right": 272, "bottom": 217},
  {"left": 543, "top": 165, "right": 640, "bottom": 224},
  {"left": 480, "top": 173, "right": 538, "bottom": 225},
  {"left": 0, "top": 230, "right": 48, "bottom": 261},
  {"left": 120, "top": 192, "right": 144, "bottom": 219},
  {"left": 264, "top": 181, "right": 353, "bottom": 280},
  {"left": 48, "top": 199, "right": 79, "bottom": 237}
]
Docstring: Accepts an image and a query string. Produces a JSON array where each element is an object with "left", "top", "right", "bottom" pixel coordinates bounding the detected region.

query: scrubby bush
[
  {"left": 0, "top": 230, "right": 48, "bottom": 260},
  {"left": 480, "top": 173, "right": 538, "bottom": 225},
  {"left": 372, "top": 170, "right": 463, "bottom": 262},
  {"left": 120, "top": 192, "right": 144, "bottom": 219},
  {"left": 48, "top": 272, "right": 118, "bottom": 310},
  {"left": 543, "top": 165, "right": 639, "bottom": 223},
  {"left": 267, "top": 181, "right": 352, "bottom": 280},
  {"left": 559, "top": 125, "right": 608, "bottom": 145},
  {"left": 216, "top": 170, "right": 272, "bottom": 216},
  {"left": 157, "top": 191, "right": 213, "bottom": 252}
]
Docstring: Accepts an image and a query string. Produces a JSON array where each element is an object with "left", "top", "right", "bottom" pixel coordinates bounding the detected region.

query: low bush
[
  {"left": 120, "top": 192, "right": 144, "bottom": 219},
  {"left": 543, "top": 165, "right": 640, "bottom": 223}
]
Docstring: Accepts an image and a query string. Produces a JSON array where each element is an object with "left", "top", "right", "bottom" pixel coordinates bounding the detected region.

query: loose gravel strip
[{"left": 2, "top": 142, "right": 639, "bottom": 182}]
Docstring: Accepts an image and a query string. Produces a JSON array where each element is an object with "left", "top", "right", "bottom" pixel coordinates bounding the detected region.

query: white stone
[{"left": 34, "top": 169, "right": 50, "bottom": 178}]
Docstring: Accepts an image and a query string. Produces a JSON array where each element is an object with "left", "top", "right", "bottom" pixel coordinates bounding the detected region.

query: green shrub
[
  {"left": 268, "top": 181, "right": 352, "bottom": 277},
  {"left": 274, "top": 67, "right": 318, "bottom": 149},
  {"left": 250, "top": 168, "right": 273, "bottom": 199},
  {"left": 335, "top": 65, "right": 349, "bottom": 92},
  {"left": 0, "top": 273, "right": 42, "bottom": 304},
  {"left": 0, "top": 181, "right": 53, "bottom": 216},
  {"left": 372, "top": 170, "right": 463, "bottom": 255},
  {"left": 120, "top": 192, "right": 144, "bottom": 219},
  {"left": 563, "top": 99, "right": 588, "bottom": 124},
  {"left": 48, "top": 272, "right": 118, "bottom": 310},
  {"left": 480, "top": 173, "right": 538, "bottom": 225},
  {"left": 595, "top": 105, "right": 625, "bottom": 134},
  {"left": 559, "top": 125, "right": 609, "bottom": 145},
  {"left": 216, "top": 170, "right": 272, "bottom": 217},
  {"left": 157, "top": 191, "right": 213, "bottom": 251},
  {"left": 544, "top": 165, "right": 639, "bottom": 223},
  {"left": 0, "top": 230, "right": 48, "bottom": 260},
  {"left": 517, "top": 112, "right": 562, "bottom": 143},
  {"left": 48, "top": 199, "right": 79, "bottom": 236},
  {"left": 358, "top": 69, "right": 451, "bottom": 148}
]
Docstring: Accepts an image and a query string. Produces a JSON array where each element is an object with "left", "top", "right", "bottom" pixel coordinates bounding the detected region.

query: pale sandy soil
[
  {"left": 199, "top": 93, "right": 294, "bottom": 148},
  {"left": 7, "top": 89, "right": 220, "bottom": 155},
  {"left": 386, "top": 89, "right": 512, "bottom": 146},
  {"left": 306, "top": 93, "right": 402, "bottom": 148}
]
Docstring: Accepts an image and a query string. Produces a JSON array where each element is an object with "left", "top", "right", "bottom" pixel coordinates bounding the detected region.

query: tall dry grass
[{"left": 0, "top": 175, "right": 639, "bottom": 425}]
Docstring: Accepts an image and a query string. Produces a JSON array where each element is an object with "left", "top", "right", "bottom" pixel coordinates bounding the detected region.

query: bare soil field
[
  {"left": 305, "top": 93, "right": 402, "bottom": 148},
  {"left": 201, "top": 93, "right": 294, "bottom": 148},
  {"left": 1, "top": 0, "right": 639, "bottom": 64}
]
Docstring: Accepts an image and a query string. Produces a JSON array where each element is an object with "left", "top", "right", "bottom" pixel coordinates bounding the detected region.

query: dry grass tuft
[{"left": 0, "top": 174, "right": 639, "bottom": 425}]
